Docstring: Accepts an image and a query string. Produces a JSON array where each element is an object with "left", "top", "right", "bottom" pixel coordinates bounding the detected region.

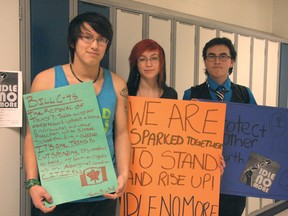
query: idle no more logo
[{"left": 0, "top": 72, "right": 18, "bottom": 108}]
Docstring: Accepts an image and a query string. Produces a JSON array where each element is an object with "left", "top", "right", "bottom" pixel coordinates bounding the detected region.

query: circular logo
[{"left": 269, "top": 112, "right": 287, "bottom": 136}]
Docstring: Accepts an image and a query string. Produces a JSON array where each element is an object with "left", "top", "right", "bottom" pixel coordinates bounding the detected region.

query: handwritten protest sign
[
  {"left": 220, "top": 102, "right": 288, "bottom": 200},
  {"left": 23, "top": 82, "right": 117, "bottom": 206},
  {"left": 120, "top": 97, "right": 226, "bottom": 216}
]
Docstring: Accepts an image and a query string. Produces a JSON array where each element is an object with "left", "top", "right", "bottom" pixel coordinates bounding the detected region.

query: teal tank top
[
  {"left": 54, "top": 65, "right": 116, "bottom": 162},
  {"left": 54, "top": 65, "right": 117, "bottom": 202}
]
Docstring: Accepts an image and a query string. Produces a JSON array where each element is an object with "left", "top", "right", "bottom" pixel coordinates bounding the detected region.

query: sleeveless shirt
[{"left": 54, "top": 65, "right": 116, "bottom": 202}]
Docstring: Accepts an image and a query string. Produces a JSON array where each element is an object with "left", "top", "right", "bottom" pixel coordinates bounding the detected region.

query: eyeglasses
[
  {"left": 206, "top": 54, "right": 231, "bottom": 62},
  {"left": 137, "top": 56, "right": 160, "bottom": 64},
  {"left": 80, "top": 34, "right": 109, "bottom": 46}
]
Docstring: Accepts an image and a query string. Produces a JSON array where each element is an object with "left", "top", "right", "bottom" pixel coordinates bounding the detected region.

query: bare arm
[
  {"left": 104, "top": 73, "right": 131, "bottom": 199},
  {"left": 24, "top": 68, "right": 56, "bottom": 212},
  {"left": 24, "top": 69, "right": 54, "bottom": 179}
]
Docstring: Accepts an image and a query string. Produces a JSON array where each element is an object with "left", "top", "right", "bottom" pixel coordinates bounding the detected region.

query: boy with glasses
[
  {"left": 24, "top": 12, "right": 130, "bottom": 216},
  {"left": 183, "top": 37, "right": 257, "bottom": 216}
]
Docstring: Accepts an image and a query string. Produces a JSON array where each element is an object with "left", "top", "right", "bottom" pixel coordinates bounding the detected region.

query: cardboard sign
[
  {"left": 221, "top": 102, "right": 288, "bottom": 200},
  {"left": 23, "top": 82, "right": 117, "bottom": 206},
  {"left": 121, "top": 97, "right": 226, "bottom": 216}
]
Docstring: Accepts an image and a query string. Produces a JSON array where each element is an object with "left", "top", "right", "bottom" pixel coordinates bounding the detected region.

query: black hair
[
  {"left": 67, "top": 12, "right": 113, "bottom": 62},
  {"left": 202, "top": 37, "right": 237, "bottom": 75}
]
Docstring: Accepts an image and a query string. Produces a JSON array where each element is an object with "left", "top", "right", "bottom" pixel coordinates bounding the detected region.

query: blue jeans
[{"left": 38, "top": 199, "right": 117, "bottom": 216}]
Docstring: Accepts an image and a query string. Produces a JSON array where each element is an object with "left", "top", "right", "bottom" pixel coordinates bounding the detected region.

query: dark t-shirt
[
  {"left": 128, "top": 85, "right": 178, "bottom": 99},
  {"left": 161, "top": 86, "right": 178, "bottom": 99}
]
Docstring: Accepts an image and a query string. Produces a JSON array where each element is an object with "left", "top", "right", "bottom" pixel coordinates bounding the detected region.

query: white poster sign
[{"left": 0, "top": 70, "right": 22, "bottom": 127}]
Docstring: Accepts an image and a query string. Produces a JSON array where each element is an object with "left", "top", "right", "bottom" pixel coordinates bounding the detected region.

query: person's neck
[
  {"left": 70, "top": 61, "right": 101, "bottom": 82},
  {"left": 209, "top": 75, "right": 228, "bottom": 86},
  {"left": 137, "top": 79, "right": 162, "bottom": 98}
]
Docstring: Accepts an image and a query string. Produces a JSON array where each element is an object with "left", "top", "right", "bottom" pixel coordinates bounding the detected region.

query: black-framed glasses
[
  {"left": 80, "top": 34, "right": 109, "bottom": 46},
  {"left": 137, "top": 56, "right": 160, "bottom": 64},
  {"left": 206, "top": 54, "right": 231, "bottom": 62}
]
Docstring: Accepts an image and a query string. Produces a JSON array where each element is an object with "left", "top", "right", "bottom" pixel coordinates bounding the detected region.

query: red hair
[{"left": 127, "top": 39, "right": 166, "bottom": 95}]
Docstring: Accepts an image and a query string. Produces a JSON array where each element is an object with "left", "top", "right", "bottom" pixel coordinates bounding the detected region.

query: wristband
[{"left": 25, "top": 179, "right": 40, "bottom": 190}]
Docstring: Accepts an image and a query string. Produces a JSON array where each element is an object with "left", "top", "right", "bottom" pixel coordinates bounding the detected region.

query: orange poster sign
[{"left": 121, "top": 97, "right": 227, "bottom": 216}]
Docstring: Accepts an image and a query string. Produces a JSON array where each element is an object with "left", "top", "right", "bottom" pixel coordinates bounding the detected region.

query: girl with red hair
[{"left": 127, "top": 39, "right": 177, "bottom": 99}]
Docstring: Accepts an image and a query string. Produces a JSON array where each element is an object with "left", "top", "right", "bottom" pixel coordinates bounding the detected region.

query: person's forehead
[
  {"left": 207, "top": 44, "right": 230, "bottom": 54},
  {"left": 141, "top": 50, "right": 159, "bottom": 56}
]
